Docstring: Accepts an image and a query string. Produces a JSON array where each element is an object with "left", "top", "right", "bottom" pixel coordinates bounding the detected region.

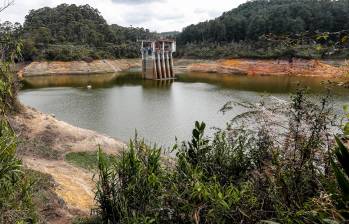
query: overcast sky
[{"left": 0, "top": 0, "right": 247, "bottom": 32}]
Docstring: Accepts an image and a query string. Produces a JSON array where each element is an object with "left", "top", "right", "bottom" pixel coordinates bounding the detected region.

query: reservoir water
[{"left": 19, "top": 72, "right": 349, "bottom": 147}]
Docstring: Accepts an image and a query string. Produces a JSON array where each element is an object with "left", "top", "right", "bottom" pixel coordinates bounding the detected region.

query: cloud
[
  {"left": 111, "top": 0, "right": 164, "bottom": 4},
  {"left": 0, "top": 0, "right": 248, "bottom": 32}
]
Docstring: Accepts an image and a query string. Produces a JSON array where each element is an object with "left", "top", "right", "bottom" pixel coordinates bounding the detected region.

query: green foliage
[
  {"left": 65, "top": 151, "right": 114, "bottom": 170},
  {"left": 330, "top": 107, "right": 349, "bottom": 221},
  {"left": 19, "top": 4, "right": 157, "bottom": 61},
  {"left": 0, "top": 21, "right": 21, "bottom": 113},
  {"left": 66, "top": 151, "right": 100, "bottom": 170},
  {"left": 95, "top": 90, "right": 342, "bottom": 223},
  {"left": 343, "top": 105, "right": 349, "bottom": 136},
  {"left": 177, "top": 0, "right": 349, "bottom": 59},
  {"left": 175, "top": 40, "right": 331, "bottom": 59},
  {"left": 8, "top": 1, "right": 349, "bottom": 61},
  {"left": 331, "top": 137, "right": 349, "bottom": 201},
  {"left": 0, "top": 120, "right": 38, "bottom": 224},
  {"left": 73, "top": 216, "right": 103, "bottom": 224},
  {"left": 0, "top": 11, "right": 38, "bottom": 222},
  {"left": 179, "top": 0, "right": 349, "bottom": 44},
  {"left": 95, "top": 140, "right": 164, "bottom": 224}
]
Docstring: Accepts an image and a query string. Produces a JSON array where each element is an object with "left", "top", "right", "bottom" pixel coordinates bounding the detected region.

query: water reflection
[
  {"left": 19, "top": 72, "right": 349, "bottom": 146},
  {"left": 22, "top": 73, "right": 122, "bottom": 89},
  {"left": 178, "top": 73, "right": 347, "bottom": 94},
  {"left": 23, "top": 72, "right": 348, "bottom": 95}
]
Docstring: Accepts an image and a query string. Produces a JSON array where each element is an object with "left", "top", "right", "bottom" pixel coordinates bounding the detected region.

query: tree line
[
  {"left": 15, "top": 4, "right": 157, "bottom": 61},
  {"left": 176, "top": 0, "right": 349, "bottom": 59},
  {"left": 2, "top": 0, "right": 349, "bottom": 61},
  {"left": 178, "top": 0, "right": 349, "bottom": 43}
]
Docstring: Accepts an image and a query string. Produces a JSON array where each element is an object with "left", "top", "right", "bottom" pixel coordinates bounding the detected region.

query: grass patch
[
  {"left": 65, "top": 151, "right": 99, "bottom": 170},
  {"left": 65, "top": 151, "right": 115, "bottom": 170},
  {"left": 73, "top": 216, "right": 103, "bottom": 224}
]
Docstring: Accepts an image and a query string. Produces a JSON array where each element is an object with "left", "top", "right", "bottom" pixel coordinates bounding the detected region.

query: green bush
[
  {"left": 95, "top": 90, "right": 341, "bottom": 224},
  {"left": 0, "top": 22, "right": 21, "bottom": 113},
  {"left": 95, "top": 139, "right": 164, "bottom": 223},
  {"left": 0, "top": 120, "right": 38, "bottom": 223},
  {"left": 329, "top": 106, "right": 349, "bottom": 220},
  {"left": 0, "top": 20, "right": 38, "bottom": 223}
]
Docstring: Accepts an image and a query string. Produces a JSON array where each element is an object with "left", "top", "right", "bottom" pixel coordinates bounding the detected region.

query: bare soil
[
  {"left": 18, "top": 59, "right": 141, "bottom": 78},
  {"left": 8, "top": 106, "right": 125, "bottom": 223},
  {"left": 188, "top": 59, "right": 349, "bottom": 77},
  {"left": 18, "top": 58, "right": 349, "bottom": 78}
]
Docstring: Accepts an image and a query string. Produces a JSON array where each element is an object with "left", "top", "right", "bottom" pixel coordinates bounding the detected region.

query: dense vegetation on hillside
[
  {"left": 179, "top": 0, "right": 349, "bottom": 42},
  {"left": 21, "top": 4, "right": 157, "bottom": 61},
  {"left": 2, "top": 1, "right": 349, "bottom": 60},
  {"left": 177, "top": 0, "right": 349, "bottom": 59}
]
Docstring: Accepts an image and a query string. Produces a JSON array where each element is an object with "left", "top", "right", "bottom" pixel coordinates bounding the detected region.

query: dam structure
[{"left": 140, "top": 39, "right": 176, "bottom": 80}]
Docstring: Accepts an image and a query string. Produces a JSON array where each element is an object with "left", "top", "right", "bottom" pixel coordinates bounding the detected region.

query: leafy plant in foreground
[
  {"left": 332, "top": 137, "right": 349, "bottom": 201},
  {"left": 0, "top": 120, "right": 37, "bottom": 224},
  {"left": 0, "top": 21, "right": 22, "bottom": 113},
  {"left": 95, "top": 137, "right": 165, "bottom": 224},
  {"left": 95, "top": 90, "right": 344, "bottom": 224},
  {"left": 0, "top": 7, "right": 37, "bottom": 222},
  {"left": 329, "top": 106, "right": 349, "bottom": 221}
]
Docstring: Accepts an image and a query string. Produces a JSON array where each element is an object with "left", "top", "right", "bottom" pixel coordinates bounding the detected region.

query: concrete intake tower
[{"left": 140, "top": 39, "right": 176, "bottom": 80}]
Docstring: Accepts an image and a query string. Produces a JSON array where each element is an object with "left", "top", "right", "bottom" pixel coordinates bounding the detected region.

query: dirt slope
[
  {"left": 189, "top": 59, "right": 349, "bottom": 77},
  {"left": 9, "top": 106, "right": 125, "bottom": 156},
  {"left": 18, "top": 59, "right": 141, "bottom": 78},
  {"left": 24, "top": 157, "right": 94, "bottom": 212},
  {"left": 8, "top": 106, "right": 125, "bottom": 223}
]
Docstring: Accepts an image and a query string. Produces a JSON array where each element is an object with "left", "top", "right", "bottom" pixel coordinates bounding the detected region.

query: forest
[
  {"left": 179, "top": 0, "right": 349, "bottom": 43},
  {"left": 2, "top": 0, "right": 349, "bottom": 61},
  {"left": 19, "top": 4, "right": 157, "bottom": 61},
  {"left": 177, "top": 0, "right": 349, "bottom": 58}
]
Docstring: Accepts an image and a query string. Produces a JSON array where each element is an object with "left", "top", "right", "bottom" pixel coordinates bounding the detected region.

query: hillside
[
  {"left": 2, "top": 1, "right": 349, "bottom": 61},
  {"left": 177, "top": 0, "right": 349, "bottom": 59},
  {"left": 179, "top": 0, "right": 349, "bottom": 43},
  {"left": 21, "top": 4, "right": 157, "bottom": 61}
]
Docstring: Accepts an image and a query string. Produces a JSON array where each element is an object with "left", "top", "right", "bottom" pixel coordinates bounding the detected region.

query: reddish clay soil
[{"left": 188, "top": 59, "right": 349, "bottom": 77}]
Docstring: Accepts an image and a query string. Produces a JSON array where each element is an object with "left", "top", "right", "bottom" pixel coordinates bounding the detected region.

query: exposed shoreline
[
  {"left": 187, "top": 58, "right": 349, "bottom": 77},
  {"left": 18, "top": 59, "right": 141, "bottom": 78},
  {"left": 9, "top": 106, "right": 125, "bottom": 223},
  {"left": 18, "top": 58, "right": 349, "bottom": 78}
]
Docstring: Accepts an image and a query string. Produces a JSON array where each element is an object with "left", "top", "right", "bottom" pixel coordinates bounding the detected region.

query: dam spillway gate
[{"left": 140, "top": 39, "right": 176, "bottom": 80}]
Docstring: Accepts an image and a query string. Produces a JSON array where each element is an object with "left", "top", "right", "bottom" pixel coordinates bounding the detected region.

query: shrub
[
  {"left": 0, "top": 22, "right": 22, "bottom": 113},
  {"left": 0, "top": 120, "right": 38, "bottom": 223},
  {"left": 95, "top": 138, "right": 165, "bottom": 224},
  {"left": 329, "top": 106, "right": 349, "bottom": 221},
  {"left": 0, "top": 21, "right": 38, "bottom": 223},
  {"left": 95, "top": 89, "right": 342, "bottom": 224}
]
